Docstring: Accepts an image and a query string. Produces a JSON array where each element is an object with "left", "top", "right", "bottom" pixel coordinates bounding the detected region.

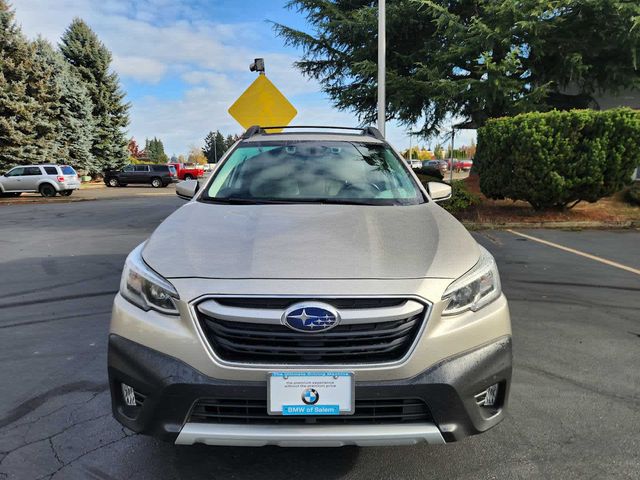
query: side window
[
  {"left": 134, "top": 165, "right": 149, "bottom": 172},
  {"left": 6, "top": 167, "right": 25, "bottom": 177},
  {"left": 123, "top": 165, "right": 135, "bottom": 172},
  {"left": 24, "top": 167, "right": 42, "bottom": 176},
  {"left": 44, "top": 167, "right": 58, "bottom": 175}
]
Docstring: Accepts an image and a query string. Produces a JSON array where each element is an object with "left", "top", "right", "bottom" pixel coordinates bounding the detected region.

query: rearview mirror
[
  {"left": 176, "top": 179, "right": 199, "bottom": 200},
  {"left": 427, "top": 182, "right": 452, "bottom": 202}
]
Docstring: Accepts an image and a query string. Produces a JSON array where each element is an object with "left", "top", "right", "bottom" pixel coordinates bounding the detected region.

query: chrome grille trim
[
  {"left": 189, "top": 295, "right": 431, "bottom": 368},
  {"left": 197, "top": 299, "right": 425, "bottom": 325}
]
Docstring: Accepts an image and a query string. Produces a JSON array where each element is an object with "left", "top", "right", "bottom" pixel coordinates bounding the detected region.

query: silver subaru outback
[{"left": 108, "top": 126, "right": 512, "bottom": 447}]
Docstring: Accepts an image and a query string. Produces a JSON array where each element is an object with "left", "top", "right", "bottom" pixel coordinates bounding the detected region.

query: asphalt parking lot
[{"left": 0, "top": 198, "right": 638, "bottom": 479}]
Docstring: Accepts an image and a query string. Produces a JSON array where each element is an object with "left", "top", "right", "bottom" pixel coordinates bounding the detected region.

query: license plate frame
[{"left": 268, "top": 371, "right": 355, "bottom": 416}]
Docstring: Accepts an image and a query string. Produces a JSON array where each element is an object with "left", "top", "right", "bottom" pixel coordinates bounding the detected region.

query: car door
[
  {"left": 22, "top": 166, "right": 45, "bottom": 191},
  {"left": 119, "top": 165, "right": 135, "bottom": 183},
  {"left": 1, "top": 167, "right": 25, "bottom": 191},
  {"left": 134, "top": 165, "right": 150, "bottom": 184}
]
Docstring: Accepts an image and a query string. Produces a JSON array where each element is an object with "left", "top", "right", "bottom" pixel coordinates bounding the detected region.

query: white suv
[{"left": 0, "top": 164, "right": 80, "bottom": 197}]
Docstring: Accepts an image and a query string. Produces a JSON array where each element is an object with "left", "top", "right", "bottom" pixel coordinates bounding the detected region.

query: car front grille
[
  {"left": 188, "top": 398, "right": 432, "bottom": 425},
  {"left": 195, "top": 297, "right": 427, "bottom": 365}
]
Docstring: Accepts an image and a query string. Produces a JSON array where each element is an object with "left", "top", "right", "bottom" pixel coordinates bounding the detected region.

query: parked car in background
[
  {"left": 447, "top": 159, "right": 473, "bottom": 172},
  {"left": 458, "top": 159, "right": 473, "bottom": 171},
  {"left": 423, "top": 160, "right": 448, "bottom": 174},
  {"left": 104, "top": 164, "right": 176, "bottom": 188},
  {"left": 409, "top": 159, "right": 422, "bottom": 169},
  {"left": 168, "top": 162, "right": 205, "bottom": 180},
  {"left": 0, "top": 164, "right": 80, "bottom": 197}
]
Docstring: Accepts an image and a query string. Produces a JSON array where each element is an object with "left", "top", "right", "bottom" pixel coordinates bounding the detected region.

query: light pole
[
  {"left": 377, "top": 0, "right": 386, "bottom": 137},
  {"left": 449, "top": 127, "right": 455, "bottom": 185}
]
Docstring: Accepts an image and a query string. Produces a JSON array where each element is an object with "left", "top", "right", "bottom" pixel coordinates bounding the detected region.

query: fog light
[
  {"left": 484, "top": 383, "right": 499, "bottom": 406},
  {"left": 475, "top": 383, "right": 499, "bottom": 407},
  {"left": 121, "top": 383, "right": 137, "bottom": 407}
]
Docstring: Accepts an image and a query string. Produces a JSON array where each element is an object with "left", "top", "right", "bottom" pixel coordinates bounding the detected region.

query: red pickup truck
[{"left": 168, "top": 163, "right": 205, "bottom": 180}]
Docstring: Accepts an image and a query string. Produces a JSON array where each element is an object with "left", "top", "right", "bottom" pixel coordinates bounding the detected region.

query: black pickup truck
[{"left": 104, "top": 164, "right": 177, "bottom": 188}]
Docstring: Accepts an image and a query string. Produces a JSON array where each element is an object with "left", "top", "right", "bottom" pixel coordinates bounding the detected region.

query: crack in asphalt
[
  {"left": 0, "top": 291, "right": 117, "bottom": 309},
  {"left": 514, "top": 279, "right": 640, "bottom": 292},
  {"left": 519, "top": 364, "right": 639, "bottom": 406},
  {"left": 0, "top": 381, "right": 108, "bottom": 429},
  {"left": 0, "top": 388, "right": 107, "bottom": 440},
  {"left": 0, "top": 276, "right": 114, "bottom": 300},
  {"left": 0, "top": 310, "right": 112, "bottom": 330},
  {"left": 48, "top": 438, "right": 63, "bottom": 467},
  {"left": 42, "top": 432, "right": 134, "bottom": 480},
  {"left": 0, "top": 412, "right": 112, "bottom": 459}
]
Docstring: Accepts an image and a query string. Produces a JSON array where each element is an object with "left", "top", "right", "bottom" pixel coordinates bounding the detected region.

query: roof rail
[{"left": 241, "top": 125, "right": 386, "bottom": 140}]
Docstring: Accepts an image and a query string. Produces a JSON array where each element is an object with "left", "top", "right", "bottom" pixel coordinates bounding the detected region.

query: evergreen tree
[
  {"left": 214, "top": 131, "right": 225, "bottom": 161},
  {"left": 202, "top": 131, "right": 217, "bottom": 163},
  {"left": 0, "top": 1, "right": 38, "bottom": 169},
  {"left": 144, "top": 137, "right": 168, "bottom": 163},
  {"left": 276, "top": 0, "right": 640, "bottom": 137},
  {"left": 32, "top": 39, "right": 95, "bottom": 172},
  {"left": 60, "top": 19, "right": 129, "bottom": 171},
  {"left": 224, "top": 134, "right": 239, "bottom": 151}
]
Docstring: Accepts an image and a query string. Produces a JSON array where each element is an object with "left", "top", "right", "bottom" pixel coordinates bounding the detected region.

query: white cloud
[{"left": 112, "top": 55, "right": 167, "bottom": 83}]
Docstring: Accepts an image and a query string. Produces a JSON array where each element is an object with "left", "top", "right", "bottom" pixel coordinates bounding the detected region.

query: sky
[{"left": 14, "top": 0, "right": 476, "bottom": 156}]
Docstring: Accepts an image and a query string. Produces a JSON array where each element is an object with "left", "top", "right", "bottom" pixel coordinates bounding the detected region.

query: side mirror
[
  {"left": 427, "top": 182, "right": 452, "bottom": 202},
  {"left": 176, "top": 179, "right": 199, "bottom": 200}
]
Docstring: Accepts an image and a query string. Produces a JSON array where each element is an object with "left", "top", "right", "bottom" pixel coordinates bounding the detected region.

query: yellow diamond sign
[{"left": 228, "top": 75, "right": 297, "bottom": 132}]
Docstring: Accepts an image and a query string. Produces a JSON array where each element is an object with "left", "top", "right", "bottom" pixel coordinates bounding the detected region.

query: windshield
[{"left": 202, "top": 141, "right": 425, "bottom": 205}]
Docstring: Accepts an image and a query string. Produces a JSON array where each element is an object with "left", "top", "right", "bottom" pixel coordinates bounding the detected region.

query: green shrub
[
  {"left": 475, "top": 108, "right": 640, "bottom": 209},
  {"left": 441, "top": 180, "right": 479, "bottom": 213},
  {"left": 626, "top": 182, "right": 640, "bottom": 206}
]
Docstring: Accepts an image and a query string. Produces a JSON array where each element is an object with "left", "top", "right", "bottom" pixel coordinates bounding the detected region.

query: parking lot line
[{"left": 506, "top": 229, "right": 640, "bottom": 276}]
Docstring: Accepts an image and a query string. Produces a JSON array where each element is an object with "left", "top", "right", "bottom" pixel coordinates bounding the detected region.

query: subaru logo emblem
[
  {"left": 282, "top": 302, "right": 340, "bottom": 333},
  {"left": 302, "top": 388, "right": 319, "bottom": 405}
]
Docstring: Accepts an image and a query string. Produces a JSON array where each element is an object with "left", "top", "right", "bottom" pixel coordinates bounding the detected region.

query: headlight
[
  {"left": 120, "top": 243, "right": 179, "bottom": 315},
  {"left": 442, "top": 245, "right": 501, "bottom": 316}
]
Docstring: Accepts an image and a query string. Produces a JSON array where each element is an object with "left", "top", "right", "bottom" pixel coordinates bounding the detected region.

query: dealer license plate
[{"left": 268, "top": 372, "right": 354, "bottom": 415}]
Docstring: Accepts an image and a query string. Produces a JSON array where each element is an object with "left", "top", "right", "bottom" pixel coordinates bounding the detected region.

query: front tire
[
  {"left": 151, "top": 177, "right": 163, "bottom": 188},
  {"left": 59, "top": 190, "right": 73, "bottom": 197},
  {"left": 107, "top": 177, "right": 120, "bottom": 187},
  {"left": 40, "top": 184, "right": 57, "bottom": 198},
  {"left": 184, "top": 174, "right": 193, "bottom": 180}
]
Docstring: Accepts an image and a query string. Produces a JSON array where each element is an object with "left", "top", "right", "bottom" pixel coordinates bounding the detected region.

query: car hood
[{"left": 142, "top": 201, "right": 479, "bottom": 280}]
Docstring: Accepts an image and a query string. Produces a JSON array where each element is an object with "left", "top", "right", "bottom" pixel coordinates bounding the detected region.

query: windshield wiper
[
  {"left": 204, "top": 197, "right": 389, "bottom": 206},
  {"left": 203, "top": 197, "right": 295, "bottom": 205}
]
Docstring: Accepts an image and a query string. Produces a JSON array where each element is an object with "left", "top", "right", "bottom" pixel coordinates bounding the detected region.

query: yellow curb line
[{"left": 506, "top": 229, "right": 640, "bottom": 276}]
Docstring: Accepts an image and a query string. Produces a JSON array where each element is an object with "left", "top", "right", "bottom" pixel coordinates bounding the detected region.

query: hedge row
[{"left": 475, "top": 108, "right": 640, "bottom": 209}]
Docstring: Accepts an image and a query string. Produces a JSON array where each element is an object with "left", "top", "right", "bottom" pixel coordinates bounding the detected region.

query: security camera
[{"left": 249, "top": 58, "right": 265, "bottom": 73}]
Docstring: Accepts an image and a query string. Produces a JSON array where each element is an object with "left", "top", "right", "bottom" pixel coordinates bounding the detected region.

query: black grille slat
[
  {"left": 205, "top": 318, "right": 417, "bottom": 342},
  {"left": 197, "top": 298, "right": 425, "bottom": 364},
  {"left": 189, "top": 398, "right": 432, "bottom": 425},
  {"left": 213, "top": 333, "right": 408, "bottom": 353}
]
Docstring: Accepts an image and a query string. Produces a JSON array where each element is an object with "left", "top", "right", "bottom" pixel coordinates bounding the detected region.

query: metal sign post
[
  {"left": 449, "top": 128, "right": 455, "bottom": 185},
  {"left": 377, "top": 0, "right": 386, "bottom": 137}
]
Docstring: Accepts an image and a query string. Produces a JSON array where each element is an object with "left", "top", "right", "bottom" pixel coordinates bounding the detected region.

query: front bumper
[{"left": 108, "top": 334, "right": 512, "bottom": 446}]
